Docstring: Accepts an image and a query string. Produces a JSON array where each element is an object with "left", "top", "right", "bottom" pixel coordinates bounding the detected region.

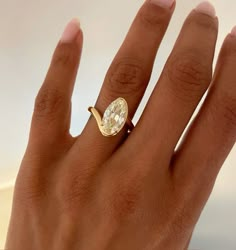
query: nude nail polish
[
  {"left": 149, "top": 0, "right": 175, "bottom": 9},
  {"left": 231, "top": 26, "right": 236, "bottom": 36},
  {"left": 195, "top": 1, "right": 216, "bottom": 17},
  {"left": 60, "top": 18, "right": 80, "bottom": 43}
]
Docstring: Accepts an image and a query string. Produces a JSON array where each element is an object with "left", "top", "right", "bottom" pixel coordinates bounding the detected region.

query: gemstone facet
[{"left": 101, "top": 97, "right": 128, "bottom": 136}]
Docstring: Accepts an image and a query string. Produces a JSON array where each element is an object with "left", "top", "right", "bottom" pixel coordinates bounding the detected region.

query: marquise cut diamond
[{"left": 101, "top": 98, "right": 128, "bottom": 136}]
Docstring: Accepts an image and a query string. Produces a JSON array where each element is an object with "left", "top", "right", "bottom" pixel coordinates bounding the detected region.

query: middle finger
[{"left": 128, "top": 2, "right": 218, "bottom": 163}]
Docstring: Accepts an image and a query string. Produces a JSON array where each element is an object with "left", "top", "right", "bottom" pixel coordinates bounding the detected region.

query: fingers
[
  {"left": 73, "top": 0, "right": 175, "bottom": 163},
  {"left": 172, "top": 31, "right": 236, "bottom": 192},
  {"left": 30, "top": 19, "right": 83, "bottom": 146},
  {"left": 130, "top": 2, "right": 218, "bottom": 162}
]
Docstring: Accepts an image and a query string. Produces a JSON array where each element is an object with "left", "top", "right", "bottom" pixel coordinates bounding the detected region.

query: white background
[{"left": 0, "top": 0, "right": 235, "bottom": 249}]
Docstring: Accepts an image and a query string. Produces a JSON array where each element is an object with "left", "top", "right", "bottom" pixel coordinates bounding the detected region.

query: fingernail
[
  {"left": 149, "top": 0, "right": 175, "bottom": 9},
  {"left": 195, "top": 1, "right": 216, "bottom": 17},
  {"left": 231, "top": 26, "right": 236, "bottom": 36},
  {"left": 61, "top": 18, "right": 80, "bottom": 43}
]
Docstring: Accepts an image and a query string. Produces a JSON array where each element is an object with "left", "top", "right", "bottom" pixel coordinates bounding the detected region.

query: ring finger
[{"left": 71, "top": 0, "right": 176, "bottom": 164}]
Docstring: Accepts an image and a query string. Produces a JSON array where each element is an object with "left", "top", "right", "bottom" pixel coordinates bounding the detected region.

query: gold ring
[{"left": 88, "top": 97, "right": 134, "bottom": 137}]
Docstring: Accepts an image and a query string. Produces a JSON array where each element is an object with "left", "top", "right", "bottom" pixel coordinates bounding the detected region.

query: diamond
[{"left": 101, "top": 97, "right": 128, "bottom": 136}]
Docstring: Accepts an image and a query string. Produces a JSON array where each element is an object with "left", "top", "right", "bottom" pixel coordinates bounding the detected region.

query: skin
[{"left": 5, "top": 1, "right": 236, "bottom": 250}]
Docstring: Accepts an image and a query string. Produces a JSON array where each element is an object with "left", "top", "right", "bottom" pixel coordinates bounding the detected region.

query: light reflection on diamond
[{"left": 101, "top": 98, "right": 128, "bottom": 136}]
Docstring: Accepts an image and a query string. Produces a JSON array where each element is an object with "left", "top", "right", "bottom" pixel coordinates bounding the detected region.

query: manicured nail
[
  {"left": 195, "top": 1, "right": 216, "bottom": 17},
  {"left": 231, "top": 26, "right": 236, "bottom": 36},
  {"left": 61, "top": 18, "right": 80, "bottom": 43},
  {"left": 149, "top": 0, "right": 175, "bottom": 9}
]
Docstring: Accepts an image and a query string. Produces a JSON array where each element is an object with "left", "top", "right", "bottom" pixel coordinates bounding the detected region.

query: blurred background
[{"left": 0, "top": 0, "right": 235, "bottom": 248}]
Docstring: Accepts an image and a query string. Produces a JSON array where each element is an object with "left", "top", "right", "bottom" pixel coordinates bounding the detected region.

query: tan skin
[{"left": 5, "top": 1, "right": 236, "bottom": 250}]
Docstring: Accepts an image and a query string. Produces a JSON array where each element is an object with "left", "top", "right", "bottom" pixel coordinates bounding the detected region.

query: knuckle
[
  {"left": 15, "top": 170, "right": 49, "bottom": 208},
  {"left": 165, "top": 193, "right": 193, "bottom": 239},
  {"left": 56, "top": 168, "right": 93, "bottom": 210},
  {"left": 219, "top": 35, "right": 236, "bottom": 64},
  {"left": 138, "top": 4, "right": 168, "bottom": 31},
  {"left": 107, "top": 176, "right": 142, "bottom": 220},
  {"left": 224, "top": 99, "right": 236, "bottom": 128},
  {"left": 34, "top": 88, "right": 64, "bottom": 120},
  {"left": 17, "top": 185, "right": 47, "bottom": 204},
  {"left": 215, "top": 93, "right": 236, "bottom": 130},
  {"left": 165, "top": 52, "right": 211, "bottom": 102},
  {"left": 106, "top": 58, "right": 145, "bottom": 97},
  {"left": 52, "top": 44, "right": 78, "bottom": 68},
  {"left": 188, "top": 11, "right": 218, "bottom": 33},
  {"left": 168, "top": 207, "right": 190, "bottom": 240},
  {"left": 111, "top": 187, "right": 139, "bottom": 219}
]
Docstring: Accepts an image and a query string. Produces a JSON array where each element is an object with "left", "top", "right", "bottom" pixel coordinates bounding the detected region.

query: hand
[{"left": 5, "top": 1, "right": 236, "bottom": 249}]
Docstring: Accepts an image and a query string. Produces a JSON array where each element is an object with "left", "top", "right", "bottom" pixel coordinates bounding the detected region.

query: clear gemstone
[{"left": 101, "top": 97, "right": 128, "bottom": 136}]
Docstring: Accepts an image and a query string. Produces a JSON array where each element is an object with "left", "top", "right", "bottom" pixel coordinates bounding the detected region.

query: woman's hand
[{"left": 5, "top": 1, "right": 236, "bottom": 249}]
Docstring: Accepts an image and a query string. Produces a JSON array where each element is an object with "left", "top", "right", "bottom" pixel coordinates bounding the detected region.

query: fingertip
[
  {"left": 195, "top": 1, "right": 216, "bottom": 18},
  {"left": 230, "top": 26, "right": 236, "bottom": 37},
  {"left": 148, "top": 0, "right": 175, "bottom": 9},
  {"left": 60, "top": 18, "right": 81, "bottom": 43}
]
